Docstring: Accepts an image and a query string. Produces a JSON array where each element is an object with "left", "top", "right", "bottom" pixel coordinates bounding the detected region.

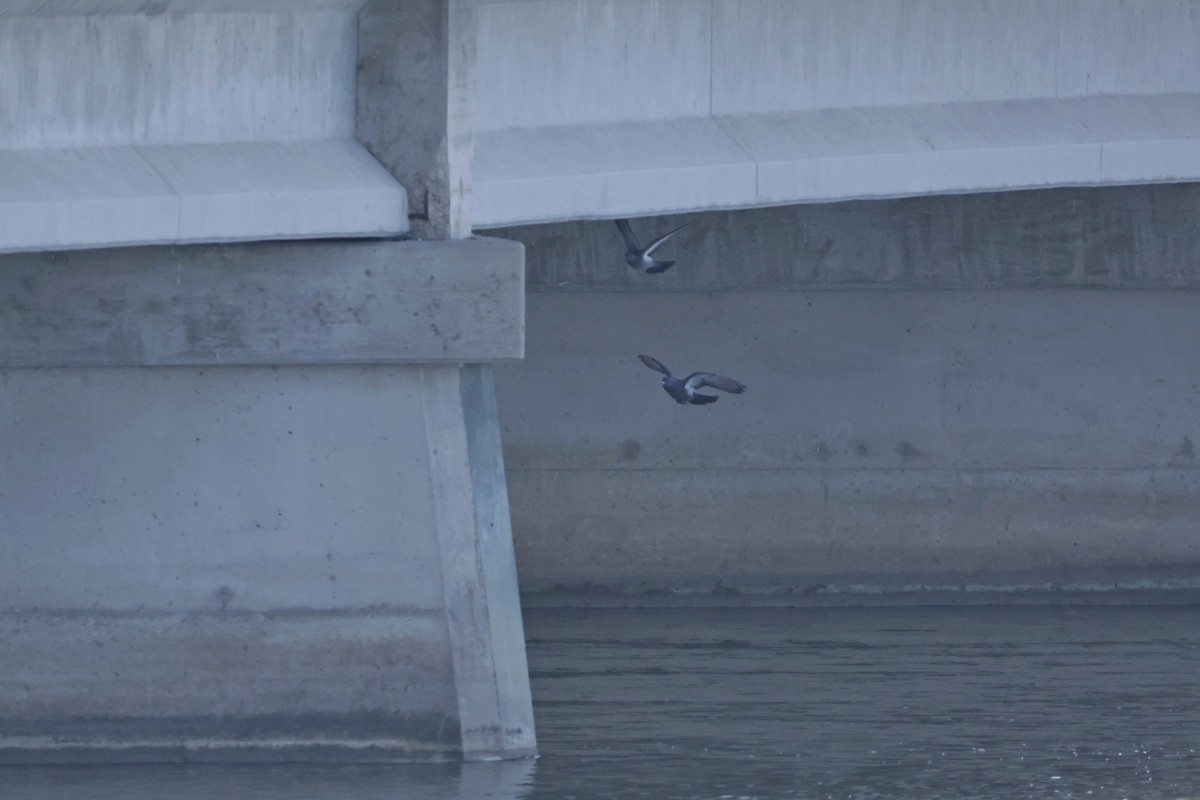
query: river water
[{"left": 5, "top": 605, "right": 1200, "bottom": 799}]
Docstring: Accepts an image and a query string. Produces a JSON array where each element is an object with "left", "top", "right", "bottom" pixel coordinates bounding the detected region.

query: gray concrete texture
[
  {"left": 475, "top": 0, "right": 1200, "bottom": 130},
  {"left": 0, "top": 363, "right": 534, "bottom": 761},
  {"left": 358, "top": 0, "right": 477, "bottom": 239},
  {"left": 471, "top": 0, "right": 1200, "bottom": 226},
  {"left": 0, "top": 5, "right": 411, "bottom": 251},
  {"left": 0, "top": 238, "right": 525, "bottom": 367},
  {"left": 492, "top": 184, "right": 1200, "bottom": 593},
  {"left": 0, "top": 237, "right": 534, "bottom": 761},
  {"left": 1, "top": 365, "right": 455, "bottom": 757}
]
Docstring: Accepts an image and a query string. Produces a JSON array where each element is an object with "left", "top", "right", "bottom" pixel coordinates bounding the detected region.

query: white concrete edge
[
  {"left": 474, "top": 174, "right": 1200, "bottom": 229},
  {"left": 0, "top": 140, "right": 408, "bottom": 253},
  {"left": 472, "top": 94, "right": 1200, "bottom": 227}
]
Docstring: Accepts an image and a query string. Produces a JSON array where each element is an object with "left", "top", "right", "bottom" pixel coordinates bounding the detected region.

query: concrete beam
[
  {"left": 473, "top": 93, "right": 1200, "bottom": 226},
  {"left": 0, "top": 142, "right": 407, "bottom": 254},
  {"left": 2, "top": 1, "right": 366, "bottom": 14},
  {"left": 1, "top": 11, "right": 357, "bottom": 148},
  {"left": 472, "top": 0, "right": 1200, "bottom": 225},
  {"left": 0, "top": 8, "right": 409, "bottom": 251},
  {"left": 0, "top": 237, "right": 525, "bottom": 367},
  {"left": 477, "top": 0, "right": 1200, "bottom": 127},
  {"left": 358, "top": 0, "right": 476, "bottom": 239}
]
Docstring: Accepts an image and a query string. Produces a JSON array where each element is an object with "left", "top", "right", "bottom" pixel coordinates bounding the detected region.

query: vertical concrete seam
[
  {"left": 1054, "top": 0, "right": 1063, "bottom": 98},
  {"left": 707, "top": 0, "right": 715, "bottom": 116}
]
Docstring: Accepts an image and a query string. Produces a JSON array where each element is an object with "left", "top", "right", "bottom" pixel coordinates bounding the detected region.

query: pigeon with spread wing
[
  {"left": 615, "top": 219, "right": 688, "bottom": 274},
  {"left": 638, "top": 354, "right": 747, "bottom": 405}
]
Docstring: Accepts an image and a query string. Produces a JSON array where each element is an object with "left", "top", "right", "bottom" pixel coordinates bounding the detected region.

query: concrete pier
[
  {"left": 1, "top": 0, "right": 538, "bottom": 762},
  {"left": 0, "top": 240, "right": 535, "bottom": 762}
]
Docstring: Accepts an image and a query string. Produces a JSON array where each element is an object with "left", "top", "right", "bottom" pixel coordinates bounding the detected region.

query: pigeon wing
[
  {"left": 614, "top": 219, "right": 641, "bottom": 252},
  {"left": 638, "top": 354, "right": 673, "bottom": 377},
  {"left": 642, "top": 223, "right": 688, "bottom": 257},
  {"left": 685, "top": 372, "right": 746, "bottom": 394}
]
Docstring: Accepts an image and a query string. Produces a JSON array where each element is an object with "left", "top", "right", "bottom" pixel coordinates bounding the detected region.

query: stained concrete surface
[
  {"left": 0, "top": 238, "right": 525, "bottom": 367},
  {"left": 0, "top": 362, "right": 534, "bottom": 760},
  {"left": 358, "top": 0, "right": 477, "bottom": 238},
  {"left": 0, "top": 365, "right": 458, "bottom": 757}
]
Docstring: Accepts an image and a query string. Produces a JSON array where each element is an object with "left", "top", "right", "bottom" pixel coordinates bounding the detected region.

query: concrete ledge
[
  {"left": 0, "top": 237, "right": 524, "bottom": 366},
  {"left": 0, "top": 141, "right": 407, "bottom": 253},
  {"left": 474, "top": 93, "right": 1200, "bottom": 226}
]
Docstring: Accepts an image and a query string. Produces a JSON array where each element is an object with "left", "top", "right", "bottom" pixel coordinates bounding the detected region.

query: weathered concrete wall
[
  {"left": 0, "top": 241, "right": 534, "bottom": 762},
  {"left": 492, "top": 184, "right": 1200, "bottom": 595}
]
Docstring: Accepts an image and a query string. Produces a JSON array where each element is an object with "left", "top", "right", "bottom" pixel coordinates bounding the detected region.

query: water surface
[{"left": 5, "top": 605, "right": 1199, "bottom": 799}]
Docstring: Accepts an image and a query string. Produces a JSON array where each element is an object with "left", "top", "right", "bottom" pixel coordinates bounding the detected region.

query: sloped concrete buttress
[{"left": 422, "top": 364, "right": 536, "bottom": 760}]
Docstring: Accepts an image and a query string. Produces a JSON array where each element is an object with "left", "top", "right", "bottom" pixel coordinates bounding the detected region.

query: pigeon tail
[
  {"left": 688, "top": 393, "right": 719, "bottom": 405},
  {"left": 645, "top": 260, "right": 674, "bottom": 274}
]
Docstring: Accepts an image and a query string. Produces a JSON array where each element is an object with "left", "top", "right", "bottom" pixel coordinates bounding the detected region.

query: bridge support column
[{"left": 0, "top": 238, "right": 534, "bottom": 762}]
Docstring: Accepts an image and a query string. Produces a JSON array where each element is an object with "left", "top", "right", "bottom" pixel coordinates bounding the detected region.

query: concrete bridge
[{"left": 2, "top": 0, "right": 1199, "bottom": 762}]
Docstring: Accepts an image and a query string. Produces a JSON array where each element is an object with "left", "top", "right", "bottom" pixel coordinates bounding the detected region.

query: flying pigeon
[
  {"left": 615, "top": 219, "right": 687, "bottom": 274},
  {"left": 638, "top": 354, "right": 747, "bottom": 405}
]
